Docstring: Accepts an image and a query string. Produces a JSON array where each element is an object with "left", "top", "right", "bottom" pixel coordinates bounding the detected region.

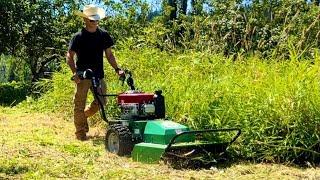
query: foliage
[
  {"left": 0, "top": 0, "right": 78, "bottom": 82},
  {"left": 1, "top": 0, "right": 320, "bottom": 82},
  {"left": 18, "top": 64, "right": 74, "bottom": 114},
  {"left": 136, "top": 0, "right": 320, "bottom": 57},
  {"left": 0, "top": 81, "right": 31, "bottom": 106},
  {"left": 0, "top": 55, "right": 31, "bottom": 83}
]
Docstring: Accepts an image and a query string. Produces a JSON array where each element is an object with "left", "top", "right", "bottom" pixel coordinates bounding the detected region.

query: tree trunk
[
  {"left": 181, "top": 0, "right": 188, "bottom": 15},
  {"left": 168, "top": 0, "right": 177, "bottom": 20}
]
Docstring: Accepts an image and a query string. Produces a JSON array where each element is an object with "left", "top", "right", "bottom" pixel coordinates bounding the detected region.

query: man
[{"left": 67, "top": 4, "right": 123, "bottom": 141}]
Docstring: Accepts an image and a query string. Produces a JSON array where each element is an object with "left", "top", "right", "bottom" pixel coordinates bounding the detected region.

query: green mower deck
[
  {"left": 132, "top": 120, "right": 193, "bottom": 163},
  {"left": 131, "top": 120, "right": 241, "bottom": 164}
]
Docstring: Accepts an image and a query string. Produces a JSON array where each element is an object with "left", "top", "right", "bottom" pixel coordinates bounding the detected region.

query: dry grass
[{"left": 0, "top": 107, "right": 319, "bottom": 179}]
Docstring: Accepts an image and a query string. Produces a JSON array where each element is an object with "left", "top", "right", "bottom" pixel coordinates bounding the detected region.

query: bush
[
  {"left": 0, "top": 81, "right": 31, "bottom": 106},
  {"left": 0, "top": 55, "right": 31, "bottom": 83}
]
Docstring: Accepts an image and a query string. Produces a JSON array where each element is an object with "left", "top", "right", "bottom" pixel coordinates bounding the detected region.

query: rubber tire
[{"left": 105, "top": 124, "right": 133, "bottom": 156}]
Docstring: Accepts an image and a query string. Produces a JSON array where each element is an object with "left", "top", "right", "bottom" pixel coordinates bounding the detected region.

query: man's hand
[
  {"left": 117, "top": 69, "right": 125, "bottom": 77},
  {"left": 73, "top": 73, "right": 81, "bottom": 84},
  {"left": 116, "top": 68, "right": 125, "bottom": 83}
]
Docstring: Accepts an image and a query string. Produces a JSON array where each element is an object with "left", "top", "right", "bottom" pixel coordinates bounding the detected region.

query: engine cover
[{"left": 118, "top": 91, "right": 154, "bottom": 104}]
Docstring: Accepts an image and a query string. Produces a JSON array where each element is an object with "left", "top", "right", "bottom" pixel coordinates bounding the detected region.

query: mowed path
[{"left": 0, "top": 108, "right": 319, "bottom": 179}]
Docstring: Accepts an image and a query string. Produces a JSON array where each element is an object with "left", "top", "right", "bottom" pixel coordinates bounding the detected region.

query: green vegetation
[
  {"left": 1, "top": 1, "right": 320, "bottom": 82},
  {"left": 0, "top": 55, "right": 31, "bottom": 83},
  {"left": 1, "top": 0, "right": 320, "bottom": 177},
  {"left": 0, "top": 108, "right": 319, "bottom": 179},
  {"left": 0, "top": 82, "right": 31, "bottom": 106}
]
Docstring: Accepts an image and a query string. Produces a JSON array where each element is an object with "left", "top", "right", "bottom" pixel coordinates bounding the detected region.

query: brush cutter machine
[{"left": 74, "top": 69, "right": 241, "bottom": 167}]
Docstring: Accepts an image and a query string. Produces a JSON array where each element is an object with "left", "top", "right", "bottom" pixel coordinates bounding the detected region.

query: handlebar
[
  {"left": 69, "top": 68, "right": 135, "bottom": 123},
  {"left": 70, "top": 69, "right": 93, "bottom": 80},
  {"left": 70, "top": 68, "right": 135, "bottom": 90}
]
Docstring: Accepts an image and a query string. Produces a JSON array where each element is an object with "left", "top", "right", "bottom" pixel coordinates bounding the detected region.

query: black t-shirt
[{"left": 68, "top": 27, "right": 114, "bottom": 78}]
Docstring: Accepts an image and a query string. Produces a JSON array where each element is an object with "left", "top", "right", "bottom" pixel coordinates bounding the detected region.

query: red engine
[
  {"left": 117, "top": 90, "right": 165, "bottom": 119},
  {"left": 117, "top": 92, "right": 154, "bottom": 104}
]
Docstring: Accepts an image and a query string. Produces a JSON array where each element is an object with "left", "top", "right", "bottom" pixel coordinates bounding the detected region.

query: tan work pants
[{"left": 73, "top": 79, "right": 106, "bottom": 138}]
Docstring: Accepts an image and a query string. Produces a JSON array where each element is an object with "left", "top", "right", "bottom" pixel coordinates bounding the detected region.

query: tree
[
  {"left": 0, "top": 0, "right": 80, "bottom": 82},
  {"left": 311, "top": 0, "right": 320, "bottom": 5},
  {"left": 0, "top": 1, "right": 24, "bottom": 55},
  {"left": 191, "top": 0, "right": 204, "bottom": 15},
  {"left": 162, "top": 0, "right": 189, "bottom": 22}
]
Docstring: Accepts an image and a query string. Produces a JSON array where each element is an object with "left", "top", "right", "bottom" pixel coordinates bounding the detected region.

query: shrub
[{"left": 0, "top": 81, "right": 30, "bottom": 106}]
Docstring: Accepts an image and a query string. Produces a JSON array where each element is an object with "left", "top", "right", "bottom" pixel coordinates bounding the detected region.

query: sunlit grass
[{"left": 0, "top": 108, "right": 319, "bottom": 179}]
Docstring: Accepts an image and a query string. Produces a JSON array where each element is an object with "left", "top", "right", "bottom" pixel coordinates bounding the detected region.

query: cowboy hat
[{"left": 75, "top": 4, "right": 106, "bottom": 21}]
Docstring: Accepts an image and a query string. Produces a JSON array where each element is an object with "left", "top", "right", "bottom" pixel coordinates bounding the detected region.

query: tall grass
[{"left": 19, "top": 48, "right": 320, "bottom": 164}]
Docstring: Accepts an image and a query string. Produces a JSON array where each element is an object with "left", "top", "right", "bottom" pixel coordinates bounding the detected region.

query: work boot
[{"left": 76, "top": 134, "right": 89, "bottom": 141}]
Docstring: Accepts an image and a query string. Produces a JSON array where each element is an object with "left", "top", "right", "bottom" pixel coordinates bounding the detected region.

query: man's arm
[
  {"left": 104, "top": 47, "right": 120, "bottom": 72},
  {"left": 67, "top": 50, "right": 80, "bottom": 83},
  {"left": 67, "top": 50, "right": 77, "bottom": 73}
]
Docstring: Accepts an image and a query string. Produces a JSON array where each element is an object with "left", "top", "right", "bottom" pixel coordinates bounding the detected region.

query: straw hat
[{"left": 75, "top": 4, "right": 106, "bottom": 21}]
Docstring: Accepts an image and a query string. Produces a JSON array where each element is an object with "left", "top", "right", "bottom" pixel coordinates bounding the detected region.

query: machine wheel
[{"left": 105, "top": 124, "right": 133, "bottom": 156}]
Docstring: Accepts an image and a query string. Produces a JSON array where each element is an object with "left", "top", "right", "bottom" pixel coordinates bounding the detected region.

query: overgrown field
[
  {"left": 1, "top": 108, "right": 319, "bottom": 179},
  {"left": 19, "top": 48, "right": 320, "bottom": 164}
]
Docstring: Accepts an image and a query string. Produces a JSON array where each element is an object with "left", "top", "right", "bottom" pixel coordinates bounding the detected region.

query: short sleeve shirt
[{"left": 68, "top": 27, "right": 114, "bottom": 78}]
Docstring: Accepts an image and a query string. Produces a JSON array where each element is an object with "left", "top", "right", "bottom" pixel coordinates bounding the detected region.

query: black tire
[{"left": 105, "top": 124, "right": 133, "bottom": 156}]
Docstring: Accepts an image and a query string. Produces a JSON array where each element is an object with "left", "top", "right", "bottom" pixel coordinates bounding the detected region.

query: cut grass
[{"left": 0, "top": 107, "right": 319, "bottom": 179}]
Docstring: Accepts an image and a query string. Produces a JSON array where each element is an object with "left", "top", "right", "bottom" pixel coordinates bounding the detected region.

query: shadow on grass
[
  {"left": 162, "top": 151, "right": 242, "bottom": 170},
  {"left": 90, "top": 135, "right": 105, "bottom": 146},
  {"left": 0, "top": 165, "right": 29, "bottom": 176}
]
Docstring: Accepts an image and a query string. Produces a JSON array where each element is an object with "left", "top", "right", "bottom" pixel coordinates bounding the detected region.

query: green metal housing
[
  {"left": 131, "top": 120, "right": 193, "bottom": 163},
  {"left": 129, "top": 120, "right": 147, "bottom": 140},
  {"left": 109, "top": 119, "right": 241, "bottom": 165},
  {"left": 131, "top": 143, "right": 167, "bottom": 163}
]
